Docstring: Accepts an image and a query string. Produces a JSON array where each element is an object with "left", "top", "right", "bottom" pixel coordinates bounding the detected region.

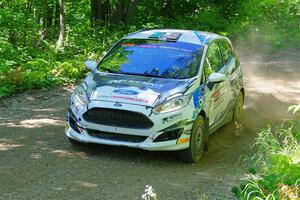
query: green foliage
[
  {"left": 233, "top": 120, "right": 300, "bottom": 200},
  {"left": 232, "top": 0, "right": 300, "bottom": 50},
  {"left": 0, "top": 0, "right": 300, "bottom": 98}
]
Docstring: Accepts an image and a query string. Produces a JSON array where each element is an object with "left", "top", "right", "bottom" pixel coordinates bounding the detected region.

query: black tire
[
  {"left": 68, "top": 137, "right": 82, "bottom": 146},
  {"left": 233, "top": 91, "right": 244, "bottom": 122},
  {"left": 179, "top": 116, "right": 206, "bottom": 163}
]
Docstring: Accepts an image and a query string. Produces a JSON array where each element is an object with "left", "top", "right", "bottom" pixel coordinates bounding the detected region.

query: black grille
[
  {"left": 83, "top": 108, "right": 154, "bottom": 129},
  {"left": 87, "top": 129, "right": 147, "bottom": 143},
  {"left": 68, "top": 113, "right": 80, "bottom": 133}
]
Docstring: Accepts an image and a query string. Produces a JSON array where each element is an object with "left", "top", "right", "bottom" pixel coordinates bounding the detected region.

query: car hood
[{"left": 85, "top": 72, "right": 196, "bottom": 107}]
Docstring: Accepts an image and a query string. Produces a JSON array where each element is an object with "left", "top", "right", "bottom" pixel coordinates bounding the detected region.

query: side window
[
  {"left": 202, "top": 42, "right": 222, "bottom": 83},
  {"left": 206, "top": 42, "right": 223, "bottom": 72},
  {"left": 219, "top": 40, "right": 232, "bottom": 64},
  {"left": 202, "top": 58, "right": 214, "bottom": 83}
]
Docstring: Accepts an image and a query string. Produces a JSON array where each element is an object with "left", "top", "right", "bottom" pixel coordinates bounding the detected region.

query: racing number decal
[
  {"left": 211, "top": 85, "right": 224, "bottom": 109},
  {"left": 212, "top": 89, "right": 221, "bottom": 103}
]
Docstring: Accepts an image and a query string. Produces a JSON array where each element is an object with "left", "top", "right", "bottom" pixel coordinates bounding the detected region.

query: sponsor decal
[
  {"left": 71, "top": 102, "right": 80, "bottom": 113},
  {"left": 106, "top": 79, "right": 163, "bottom": 89},
  {"left": 113, "top": 89, "right": 138, "bottom": 95},
  {"left": 193, "top": 88, "right": 200, "bottom": 107},
  {"left": 158, "top": 119, "right": 192, "bottom": 133},
  {"left": 212, "top": 89, "right": 221, "bottom": 102},
  {"left": 121, "top": 43, "right": 193, "bottom": 52},
  {"left": 194, "top": 31, "right": 212, "bottom": 45},
  {"left": 97, "top": 95, "right": 111, "bottom": 99},
  {"left": 162, "top": 113, "right": 183, "bottom": 124},
  {"left": 158, "top": 46, "right": 193, "bottom": 53},
  {"left": 97, "top": 94, "right": 149, "bottom": 103},
  {"left": 193, "top": 87, "right": 205, "bottom": 108},
  {"left": 111, "top": 96, "right": 149, "bottom": 103},
  {"left": 122, "top": 43, "right": 157, "bottom": 48},
  {"left": 212, "top": 87, "right": 224, "bottom": 108}
]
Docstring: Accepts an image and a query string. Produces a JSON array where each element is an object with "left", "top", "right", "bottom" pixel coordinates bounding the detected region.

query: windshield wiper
[
  {"left": 98, "top": 67, "right": 166, "bottom": 78},
  {"left": 98, "top": 67, "right": 116, "bottom": 73},
  {"left": 121, "top": 72, "right": 165, "bottom": 78}
]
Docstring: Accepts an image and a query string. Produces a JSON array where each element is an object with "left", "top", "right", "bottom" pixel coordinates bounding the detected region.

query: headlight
[
  {"left": 74, "top": 85, "right": 88, "bottom": 105},
  {"left": 153, "top": 95, "right": 191, "bottom": 114}
]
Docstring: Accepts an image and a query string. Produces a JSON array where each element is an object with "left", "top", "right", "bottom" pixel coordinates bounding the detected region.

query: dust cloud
[{"left": 234, "top": 30, "right": 300, "bottom": 129}]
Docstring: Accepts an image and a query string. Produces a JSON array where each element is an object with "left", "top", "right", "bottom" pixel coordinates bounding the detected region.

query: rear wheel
[
  {"left": 179, "top": 116, "right": 206, "bottom": 163},
  {"left": 233, "top": 91, "right": 244, "bottom": 122}
]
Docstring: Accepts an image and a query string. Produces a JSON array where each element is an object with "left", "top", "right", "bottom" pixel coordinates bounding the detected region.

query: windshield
[{"left": 98, "top": 39, "right": 203, "bottom": 79}]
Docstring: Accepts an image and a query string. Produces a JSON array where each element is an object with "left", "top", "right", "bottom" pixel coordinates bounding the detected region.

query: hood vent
[
  {"left": 166, "top": 32, "right": 182, "bottom": 42},
  {"left": 149, "top": 32, "right": 164, "bottom": 39}
]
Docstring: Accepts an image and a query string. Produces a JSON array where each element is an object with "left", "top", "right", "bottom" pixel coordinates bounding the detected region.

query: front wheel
[{"left": 179, "top": 116, "right": 206, "bottom": 163}]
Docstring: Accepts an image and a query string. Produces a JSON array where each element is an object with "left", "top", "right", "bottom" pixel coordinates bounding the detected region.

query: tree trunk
[
  {"left": 100, "top": 0, "right": 109, "bottom": 25},
  {"left": 6, "top": 0, "right": 17, "bottom": 45},
  {"left": 27, "top": 0, "right": 32, "bottom": 13},
  {"left": 160, "top": 0, "right": 173, "bottom": 19},
  {"left": 8, "top": 30, "right": 17, "bottom": 46},
  {"left": 55, "top": 0, "right": 65, "bottom": 50},
  {"left": 111, "top": 0, "right": 123, "bottom": 25},
  {"left": 90, "top": 0, "right": 98, "bottom": 27},
  {"left": 43, "top": 0, "right": 53, "bottom": 28},
  {"left": 54, "top": 0, "right": 59, "bottom": 25},
  {"left": 91, "top": 0, "right": 109, "bottom": 27},
  {"left": 111, "top": 0, "right": 137, "bottom": 25},
  {"left": 124, "top": 0, "right": 137, "bottom": 24}
]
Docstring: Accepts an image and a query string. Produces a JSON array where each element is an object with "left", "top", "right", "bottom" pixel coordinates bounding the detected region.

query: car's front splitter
[{"left": 65, "top": 124, "right": 190, "bottom": 151}]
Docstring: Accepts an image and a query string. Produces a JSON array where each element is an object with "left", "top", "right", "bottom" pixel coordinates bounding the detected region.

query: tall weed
[{"left": 233, "top": 110, "right": 300, "bottom": 200}]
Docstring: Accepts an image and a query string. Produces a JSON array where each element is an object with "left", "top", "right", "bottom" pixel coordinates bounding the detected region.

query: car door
[
  {"left": 202, "top": 41, "right": 229, "bottom": 127},
  {"left": 218, "top": 40, "right": 238, "bottom": 112}
]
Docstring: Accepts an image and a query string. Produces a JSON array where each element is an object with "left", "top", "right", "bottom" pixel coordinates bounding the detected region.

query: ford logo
[
  {"left": 113, "top": 89, "right": 138, "bottom": 95},
  {"left": 114, "top": 102, "right": 122, "bottom": 107}
]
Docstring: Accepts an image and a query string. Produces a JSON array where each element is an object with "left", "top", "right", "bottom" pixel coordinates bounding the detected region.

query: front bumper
[
  {"left": 65, "top": 100, "right": 195, "bottom": 151},
  {"left": 66, "top": 126, "right": 189, "bottom": 151}
]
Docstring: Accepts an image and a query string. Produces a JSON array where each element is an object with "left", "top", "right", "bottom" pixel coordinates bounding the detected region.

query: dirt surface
[{"left": 0, "top": 54, "right": 299, "bottom": 200}]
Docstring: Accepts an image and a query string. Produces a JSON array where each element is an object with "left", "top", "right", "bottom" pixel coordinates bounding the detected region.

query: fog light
[
  {"left": 177, "top": 137, "right": 190, "bottom": 144},
  {"left": 153, "top": 129, "right": 183, "bottom": 142}
]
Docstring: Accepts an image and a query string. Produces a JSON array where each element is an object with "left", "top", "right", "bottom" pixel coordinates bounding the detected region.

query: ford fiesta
[{"left": 65, "top": 29, "right": 244, "bottom": 163}]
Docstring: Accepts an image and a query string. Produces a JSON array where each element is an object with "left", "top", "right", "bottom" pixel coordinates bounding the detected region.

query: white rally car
[{"left": 65, "top": 29, "right": 244, "bottom": 163}]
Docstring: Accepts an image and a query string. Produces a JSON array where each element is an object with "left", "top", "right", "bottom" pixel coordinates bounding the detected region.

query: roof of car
[{"left": 124, "top": 29, "right": 225, "bottom": 46}]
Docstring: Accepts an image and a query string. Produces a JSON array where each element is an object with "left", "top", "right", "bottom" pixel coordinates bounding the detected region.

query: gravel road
[{"left": 1, "top": 54, "right": 299, "bottom": 200}]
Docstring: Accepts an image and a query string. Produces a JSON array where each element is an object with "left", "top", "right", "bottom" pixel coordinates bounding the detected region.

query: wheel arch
[
  {"left": 240, "top": 87, "right": 245, "bottom": 99},
  {"left": 198, "top": 110, "right": 209, "bottom": 151}
]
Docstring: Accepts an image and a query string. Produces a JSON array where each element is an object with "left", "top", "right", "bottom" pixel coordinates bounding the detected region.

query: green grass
[{"left": 233, "top": 108, "right": 300, "bottom": 200}]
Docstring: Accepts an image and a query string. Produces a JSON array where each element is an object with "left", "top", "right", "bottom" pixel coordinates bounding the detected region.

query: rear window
[{"left": 98, "top": 39, "right": 204, "bottom": 79}]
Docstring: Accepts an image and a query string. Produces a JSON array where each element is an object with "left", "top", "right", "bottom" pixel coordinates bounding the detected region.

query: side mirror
[
  {"left": 207, "top": 73, "right": 225, "bottom": 90},
  {"left": 207, "top": 73, "right": 225, "bottom": 84},
  {"left": 84, "top": 60, "right": 97, "bottom": 71}
]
